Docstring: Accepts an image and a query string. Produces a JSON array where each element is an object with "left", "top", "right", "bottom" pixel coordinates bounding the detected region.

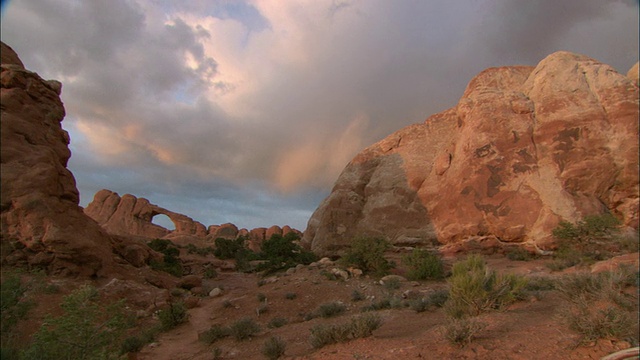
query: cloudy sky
[{"left": 1, "top": 0, "right": 638, "bottom": 231}]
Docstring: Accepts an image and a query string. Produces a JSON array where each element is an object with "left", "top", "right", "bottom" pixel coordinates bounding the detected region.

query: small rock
[
  {"left": 331, "top": 268, "right": 349, "bottom": 280},
  {"left": 179, "top": 275, "right": 202, "bottom": 290},
  {"left": 209, "top": 287, "right": 223, "bottom": 297}
]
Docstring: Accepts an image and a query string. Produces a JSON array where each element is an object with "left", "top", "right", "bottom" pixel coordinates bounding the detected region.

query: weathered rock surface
[
  {"left": 86, "top": 189, "right": 302, "bottom": 248},
  {"left": 0, "top": 42, "right": 115, "bottom": 276},
  {"left": 85, "top": 189, "right": 207, "bottom": 240},
  {"left": 303, "top": 51, "right": 639, "bottom": 256}
]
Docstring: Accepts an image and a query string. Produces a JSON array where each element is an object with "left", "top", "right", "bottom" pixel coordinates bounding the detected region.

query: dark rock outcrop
[{"left": 1, "top": 42, "right": 115, "bottom": 276}]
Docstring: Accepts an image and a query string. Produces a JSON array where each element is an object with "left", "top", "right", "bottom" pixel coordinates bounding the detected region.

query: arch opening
[{"left": 151, "top": 213, "right": 176, "bottom": 231}]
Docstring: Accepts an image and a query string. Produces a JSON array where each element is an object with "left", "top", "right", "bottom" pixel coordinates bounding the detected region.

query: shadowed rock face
[
  {"left": 1, "top": 42, "right": 114, "bottom": 276},
  {"left": 303, "top": 51, "right": 639, "bottom": 256}
]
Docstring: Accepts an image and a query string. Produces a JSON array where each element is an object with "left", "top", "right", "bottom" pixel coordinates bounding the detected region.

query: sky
[{"left": 1, "top": 0, "right": 638, "bottom": 231}]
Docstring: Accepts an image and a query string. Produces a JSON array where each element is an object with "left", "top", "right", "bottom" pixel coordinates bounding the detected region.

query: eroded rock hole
[{"left": 151, "top": 214, "right": 175, "bottom": 231}]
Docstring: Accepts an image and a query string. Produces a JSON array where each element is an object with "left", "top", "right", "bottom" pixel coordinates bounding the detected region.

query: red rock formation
[
  {"left": 1, "top": 42, "right": 114, "bottom": 276},
  {"left": 207, "top": 223, "right": 239, "bottom": 240},
  {"left": 84, "top": 189, "right": 207, "bottom": 240},
  {"left": 302, "top": 51, "right": 639, "bottom": 256}
]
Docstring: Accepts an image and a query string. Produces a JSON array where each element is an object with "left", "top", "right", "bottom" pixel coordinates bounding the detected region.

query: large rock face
[
  {"left": 85, "top": 189, "right": 207, "bottom": 240},
  {"left": 302, "top": 51, "right": 639, "bottom": 255},
  {"left": 1, "top": 42, "right": 114, "bottom": 276}
]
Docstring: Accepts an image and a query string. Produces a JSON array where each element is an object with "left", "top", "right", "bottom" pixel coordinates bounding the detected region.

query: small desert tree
[
  {"left": 22, "top": 285, "right": 128, "bottom": 360},
  {"left": 341, "top": 237, "right": 392, "bottom": 277}
]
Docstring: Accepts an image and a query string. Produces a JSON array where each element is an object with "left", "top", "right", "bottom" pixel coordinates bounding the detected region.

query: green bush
[
  {"left": 402, "top": 249, "right": 445, "bottom": 280},
  {"left": 267, "top": 317, "right": 288, "bottom": 329},
  {"left": 505, "top": 247, "right": 534, "bottom": 261},
  {"left": 551, "top": 214, "right": 624, "bottom": 269},
  {"left": 309, "top": 314, "right": 382, "bottom": 349},
  {"left": 428, "top": 289, "right": 449, "bottom": 308},
  {"left": 148, "top": 239, "right": 183, "bottom": 277},
  {"left": 255, "top": 233, "right": 318, "bottom": 274},
  {"left": 1, "top": 274, "right": 33, "bottom": 335},
  {"left": 158, "top": 301, "right": 188, "bottom": 330},
  {"left": 444, "top": 255, "right": 527, "bottom": 318},
  {"left": 199, "top": 324, "right": 230, "bottom": 344},
  {"left": 555, "top": 270, "right": 638, "bottom": 344},
  {"left": 360, "top": 296, "right": 405, "bottom": 312},
  {"left": 262, "top": 336, "right": 286, "bottom": 360},
  {"left": 213, "top": 237, "right": 248, "bottom": 260},
  {"left": 22, "top": 285, "right": 128, "bottom": 360},
  {"left": 229, "top": 317, "right": 260, "bottom": 341},
  {"left": 443, "top": 317, "right": 486, "bottom": 347},
  {"left": 120, "top": 327, "right": 159, "bottom": 354},
  {"left": 341, "top": 237, "right": 393, "bottom": 277},
  {"left": 351, "top": 290, "right": 365, "bottom": 302},
  {"left": 316, "top": 302, "right": 347, "bottom": 318}
]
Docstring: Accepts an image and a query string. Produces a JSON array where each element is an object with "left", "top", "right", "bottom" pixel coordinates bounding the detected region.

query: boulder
[{"left": 302, "top": 51, "right": 639, "bottom": 256}]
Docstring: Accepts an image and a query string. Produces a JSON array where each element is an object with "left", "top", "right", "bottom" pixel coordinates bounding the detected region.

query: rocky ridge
[
  {"left": 84, "top": 189, "right": 302, "bottom": 248},
  {"left": 302, "top": 52, "right": 639, "bottom": 256}
]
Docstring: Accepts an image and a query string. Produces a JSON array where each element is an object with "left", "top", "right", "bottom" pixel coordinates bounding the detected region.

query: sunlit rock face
[
  {"left": 303, "top": 51, "right": 639, "bottom": 256},
  {"left": 1, "top": 42, "right": 114, "bottom": 276}
]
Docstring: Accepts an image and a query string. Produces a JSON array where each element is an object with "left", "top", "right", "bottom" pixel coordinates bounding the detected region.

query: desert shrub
[
  {"left": 229, "top": 317, "right": 260, "bottom": 341},
  {"left": 409, "top": 298, "right": 430, "bottom": 313},
  {"left": 551, "top": 213, "right": 624, "bottom": 269},
  {"left": 213, "top": 237, "right": 248, "bottom": 260},
  {"left": 148, "top": 239, "right": 183, "bottom": 277},
  {"left": 309, "top": 323, "right": 351, "bottom": 349},
  {"left": 158, "top": 301, "right": 188, "bottom": 330},
  {"left": 120, "top": 327, "right": 159, "bottom": 354},
  {"left": 262, "top": 336, "right": 286, "bottom": 360},
  {"left": 285, "top": 292, "right": 297, "bottom": 300},
  {"left": 524, "top": 276, "right": 556, "bottom": 292},
  {"left": 383, "top": 277, "right": 402, "bottom": 291},
  {"left": 444, "top": 255, "right": 527, "bottom": 318},
  {"left": 147, "top": 238, "right": 176, "bottom": 253},
  {"left": 186, "top": 244, "right": 215, "bottom": 256},
  {"left": 1, "top": 274, "right": 32, "bottom": 335},
  {"left": 316, "top": 301, "right": 347, "bottom": 318},
  {"left": 199, "top": 324, "right": 230, "bottom": 344},
  {"left": 556, "top": 270, "right": 638, "bottom": 344},
  {"left": 309, "top": 314, "right": 382, "bottom": 349},
  {"left": 204, "top": 268, "right": 217, "bottom": 279},
  {"left": 255, "top": 233, "right": 318, "bottom": 274},
  {"left": 257, "top": 293, "right": 267, "bottom": 302},
  {"left": 361, "top": 296, "right": 405, "bottom": 312},
  {"left": 402, "top": 249, "right": 445, "bottom": 280},
  {"left": 443, "top": 317, "right": 486, "bottom": 347},
  {"left": 267, "top": 317, "right": 288, "bottom": 329},
  {"left": 428, "top": 289, "right": 449, "bottom": 308},
  {"left": 505, "top": 247, "right": 534, "bottom": 261},
  {"left": 351, "top": 290, "right": 366, "bottom": 302},
  {"left": 22, "top": 285, "right": 128, "bottom": 360},
  {"left": 341, "top": 237, "right": 393, "bottom": 277}
]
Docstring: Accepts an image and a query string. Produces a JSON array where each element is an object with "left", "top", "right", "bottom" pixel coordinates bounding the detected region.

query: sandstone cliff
[
  {"left": 302, "top": 51, "right": 639, "bottom": 255},
  {"left": 1, "top": 42, "right": 115, "bottom": 276}
]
